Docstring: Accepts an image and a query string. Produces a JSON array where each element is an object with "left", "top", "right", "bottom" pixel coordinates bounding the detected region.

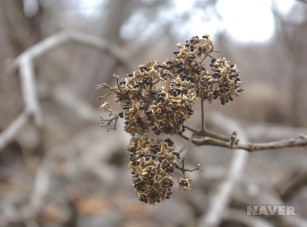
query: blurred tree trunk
[
  {"left": 0, "top": 0, "right": 44, "bottom": 121},
  {"left": 287, "top": 18, "right": 307, "bottom": 127},
  {"left": 0, "top": 0, "right": 44, "bottom": 55},
  {"left": 0, "top": 0, "right": 45, "bottom": 156},
  {"left": 272, "top": 4, "right": 307, "bottom": 126},
  {"left": 78, "top": 0, "right": 137, "bottom": 104}
]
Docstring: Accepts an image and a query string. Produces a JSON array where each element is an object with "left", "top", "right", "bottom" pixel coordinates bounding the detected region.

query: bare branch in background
[
  {"left": 246, "top": 124, "right": 307, "bottom": 141},
  {"left": 233, "top": 178, "right": 307, "bottom": 227},
  {"left": 1, "top": 31, "right": 131, "bottom": 151},
  {"left": 19, "top": 57, "right": 43, "bottom": 126},
  {"left": 198, "top": 112, "right": 249, "bottom": 227},
  {"left": 50, "top": 85, "right": 101, "bottom": 123},
  {"left": 0, "top": 157, "right": 52, "bottom": 226},
  {"left": 10, "top": 31, "right": 132, "bottom": 72},
  {"left": 296, "top": 0, "right": 307, "bottom": 4},
  {"left": 223, "top": 208, "right": 273, "bottom": 227},
  {"left": 0, "top": 109, "right": 31, "bottom": 151}
]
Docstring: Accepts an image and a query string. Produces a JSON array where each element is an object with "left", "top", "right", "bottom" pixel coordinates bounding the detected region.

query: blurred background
[{"left": 0, "top": 0, "right": 307, "bottom": 226}]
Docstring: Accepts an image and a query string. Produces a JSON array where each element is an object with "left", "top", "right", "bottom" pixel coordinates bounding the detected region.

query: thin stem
[
  {"left": 201, "top": 99, "right": 205, "bottom": 132},
  {"left": 184, "top": 125, "right": 229, "bottom": 142},
  {"left": 177, "top": 132, "right": 190, "bottom": 141},
  {"left": 184, "top": 125, "right": 202, "bottom": 134},
  {"left": 204, "top": 129, "right": 230, "bottom": 142},
  {"left": 176, "top": 158, "right": 202, "bottom": 177}
]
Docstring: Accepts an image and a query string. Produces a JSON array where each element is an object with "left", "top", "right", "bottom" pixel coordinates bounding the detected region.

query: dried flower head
[
  {"left": 195, "top": 57, "right": 243, "bottom": 104},
  {"left": 97, "top": 35, "right": 244, "bottom": 204},
  {"left": 128, "top": 134, "right": 179, "bottom": 204},
  {"left": 178, "top": 177, "right": 192, "bottom": 190}
]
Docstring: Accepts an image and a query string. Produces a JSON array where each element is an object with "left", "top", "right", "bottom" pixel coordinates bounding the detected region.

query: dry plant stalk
[{"left": 97, "top": 35, "right": 307, "bottom": 204}]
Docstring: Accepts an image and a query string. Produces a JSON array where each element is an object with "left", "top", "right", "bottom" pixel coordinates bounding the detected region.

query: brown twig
[
  {"left": 182, "top": 112, "right": 307, "bottom": 152},
  {"left": 100, "top": 114, "right": 120, "bottom": 131},
  {"left": 183, "top": 125, "right": 232, "bottom": 142},
  {"left": 190, "top": 135, "right": 307, "bottom": 152},
  {"left": 176, "top": 158, "right": 202, "bottom": 177}
]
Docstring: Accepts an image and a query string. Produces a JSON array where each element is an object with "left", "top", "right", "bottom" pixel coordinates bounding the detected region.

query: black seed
[
  {"left": 164, "top": 138, "right": 174, "bottom": 146},
  {"left": 154, "top": 130, "right": 161, "bottom": 135},
  {"left": 151, "top": 144, "right": 160, "bottom": 154},
  {"left": 127, "top": 147, "right": 135, "bottom": 152},
  {"left": 174, "top": 152, "right": 181, "bottom": 159},
  {"left": 157, "top": 97, "right": 165, "bottom": 103},
  {"left": 145, "top": 111, "right": 152, "bottom": 119},
  {"left": 237, "top": 88, "right": 244, "bottom": 93},
  {"left": 119, "top": 80, "right": 125, "bottom": 85},
  {"left": 133, "top": 82, "right": 140, "bottom": 88},
  {"left": 156, "top": 109, "right": 165, "bottom": 118},
  {"left": 155, "top": 64, "right": 164, "bottom": 69},
  {"left": 139, "top": 194, "right": 148, "bottom": 203},
  {"left": 139, "top": 103, "right": 147, "bottom": 110},
  {"left": 122, "top": 103, "right": 129, "bottom": 110},
  {"left": 170, "top": 88, "right": 180, "bottom": 97},
  {"left": 136, "top": 117, "right": 145, "bottom": 128},
  {"left": 213, "top": 72, "right": 220, "bottom": 78},
  {"left": 187, "top": 108, "right": 193, "bottom": 116}
]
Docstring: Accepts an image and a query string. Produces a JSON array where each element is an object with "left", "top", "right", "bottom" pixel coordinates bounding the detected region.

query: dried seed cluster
[
  {"left": 128, "top": 135, "right": 179, "bottom": 204},
  {"left": 98, "top": 35, "right": 243, "bottom": 204},
  {"left": 196, "top": 57, "right": 243, "bottom": 105},
  {"left": 111, "top": 60, "right": 196, "bottom": 135}
]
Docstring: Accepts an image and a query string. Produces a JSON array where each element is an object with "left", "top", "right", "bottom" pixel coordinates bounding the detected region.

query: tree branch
[
  {"left": 190, "top": 133, "right": 307, "bottom": 152},
  {"left": 184, "top": 125, "right": 229, "bottom": 142},
  {"left": 223, "top": 208, "right": 273, "bottom": 227},
  {"left": 0, "top": 157, "right": 52, "bottom": 226},
  {"left": 10, "top": 31, "right": 132, "bottom": 72},
  {"left": 182, "top": 112, "right": 307, "bottom": 152},
  {"left": 2, "top": 31, "right": 132, "bottom": 150},
  {"left": 0, "top": 109, "right": 31, "bottom": 151},
  {"left": 198, "top": 112, "right": 249, "bottom": 227},
  {"left": 19, "top": 57, "right": 43, "bottom": 126}
]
